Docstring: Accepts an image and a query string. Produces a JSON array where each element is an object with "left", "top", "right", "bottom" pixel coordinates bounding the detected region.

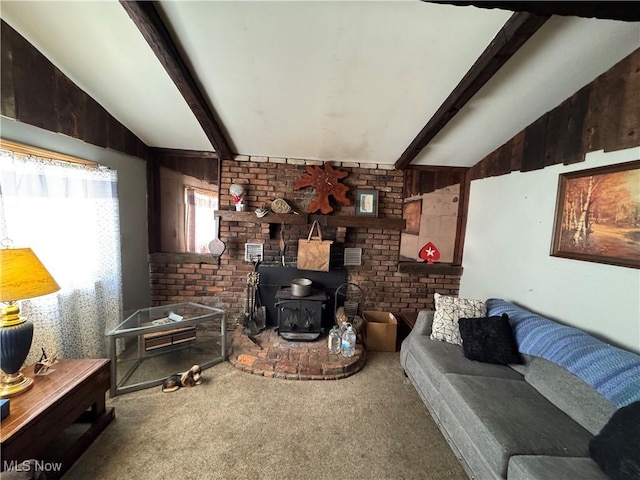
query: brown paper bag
[{"left": 297, "top": 221, "right": 333, "bottom": 272}]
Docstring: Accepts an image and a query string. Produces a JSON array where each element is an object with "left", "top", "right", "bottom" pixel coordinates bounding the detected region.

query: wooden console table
[{"left": 0, "top": 358, "right": 114, "bottom": 478}]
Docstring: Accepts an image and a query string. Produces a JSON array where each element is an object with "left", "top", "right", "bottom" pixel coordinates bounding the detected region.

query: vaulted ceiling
[{"left": 1, "top": 1, "right": 639, "bottom": 168}]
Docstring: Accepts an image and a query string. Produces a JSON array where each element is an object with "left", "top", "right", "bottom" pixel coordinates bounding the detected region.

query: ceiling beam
[
  {"left": 394, "top": 11, "right": 549, "bottom": 170},
  {"left": 120, "top": 1, "right": 235, "bottom": 160},
  {"left": 427, "top": 1, "right": 640, "bottom": 22}
]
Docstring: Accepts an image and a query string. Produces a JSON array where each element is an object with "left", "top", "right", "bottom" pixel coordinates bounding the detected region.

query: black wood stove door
[{"left": 277, "top": 300, "right": 323, "bottom": 332}]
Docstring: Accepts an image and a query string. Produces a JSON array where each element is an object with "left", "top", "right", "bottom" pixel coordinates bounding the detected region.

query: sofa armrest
[
  {"left": 400, "top": 310, "right": 434, "bottom": 369},
  {"left": 411, "top": 310, "right": 434, "bottom": 337}
]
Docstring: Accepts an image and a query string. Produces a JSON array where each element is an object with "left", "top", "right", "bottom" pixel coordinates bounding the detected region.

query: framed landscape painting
[{"left": 550, "top": 160, "right": 640, "bottom": 269}]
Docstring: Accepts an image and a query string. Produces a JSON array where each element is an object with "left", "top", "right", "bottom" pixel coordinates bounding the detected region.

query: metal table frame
[{"left": 106, "top": 302, "right": 227, "bottom": 396}]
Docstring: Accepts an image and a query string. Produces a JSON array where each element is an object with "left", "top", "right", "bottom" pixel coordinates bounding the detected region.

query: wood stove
[
  {"left": 275, "top": 288, "right": 327, "bottom": 341},
  {"left": 257, "top": 265, "right": 347, "bottom": 329}
]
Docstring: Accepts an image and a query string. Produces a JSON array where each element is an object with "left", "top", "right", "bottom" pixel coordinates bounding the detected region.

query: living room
[{"left": 1, "top": 2, "right": 639, "bottom": 479}]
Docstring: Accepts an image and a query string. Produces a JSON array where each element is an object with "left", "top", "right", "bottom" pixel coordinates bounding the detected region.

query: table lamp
[{"left": 0, "top": 247, "right": 60, "bottom": 398}]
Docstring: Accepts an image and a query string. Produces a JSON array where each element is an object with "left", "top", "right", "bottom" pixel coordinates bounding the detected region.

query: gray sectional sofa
[{"left": 400, "top": 298, "right": 640, "bottom": 480}]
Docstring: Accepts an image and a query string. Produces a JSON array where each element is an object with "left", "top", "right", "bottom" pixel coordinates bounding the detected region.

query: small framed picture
[{"left": 356, "top": 190, "right": 378, "bottom": 217}]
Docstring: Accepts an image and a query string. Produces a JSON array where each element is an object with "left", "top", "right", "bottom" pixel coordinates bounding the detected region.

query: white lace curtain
[{"left": 0, "top": 150, "right": 122, "bottom": 364}]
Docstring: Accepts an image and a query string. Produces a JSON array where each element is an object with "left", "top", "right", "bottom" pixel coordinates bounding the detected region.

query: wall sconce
[{"left": 0, "top": 247, "right": 60, "bottom": 397}]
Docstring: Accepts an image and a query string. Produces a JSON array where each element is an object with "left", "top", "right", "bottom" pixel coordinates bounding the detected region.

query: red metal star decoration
[
  {"left": 419, "top": 242, "right": 441, "bottom": 264},
  {"left": 294, "top": 162, "right": 350, "bottom": 214}
]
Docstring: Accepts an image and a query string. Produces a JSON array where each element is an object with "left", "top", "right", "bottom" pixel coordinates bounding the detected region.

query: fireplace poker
[
  {"left": 279, "top": 223, "right": 286, "bottom": 266},
  {"left": 246, "top": 334, "right": 262, "bottom": 350}
]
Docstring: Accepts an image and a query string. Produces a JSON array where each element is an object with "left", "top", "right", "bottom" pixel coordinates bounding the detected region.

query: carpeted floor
[{"left": 63, "top": 352, "right": 466, "bottom": 480}]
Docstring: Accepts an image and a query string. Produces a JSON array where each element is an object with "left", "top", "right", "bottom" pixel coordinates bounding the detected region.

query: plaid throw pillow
[{"left": 430, "top": 293, "right": 486, "bottom": 345}]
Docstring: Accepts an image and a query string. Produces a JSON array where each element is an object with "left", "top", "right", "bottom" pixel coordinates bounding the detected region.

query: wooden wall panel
[
  {"left": 603, "top": 53, "right": 640, "bottom": 151},
  {"left": 12, "top": 33, "right": 57, "bottom": 133},
  {"left": 54, "top": 70, "right": 84, "bottom": 140},
  {"left": 0, "top": 24, "right": 16, "bottom": 119},
  {"left": 0, "top": 20, "right": 148, "bottom": 160},
  {"left": 544, "top": 98, "right": 570, "bottom": 167},
  {"left": 404, "top": 167, "right": 467, "bottom": 197},
  {"left": 521, "top": 114, "right": 548, "bottom": 172},
  {"left": 509, "top": 130, "right": 525, "bottom": 171},
  {"left": 563, "top": 85, "right": 590, "bottom": 164},
  {"left": 472, "top": 48, "right": 640, "bottom": 180},
  {"left": 150, "top": 148, "right": 219, "bottom": 184}
]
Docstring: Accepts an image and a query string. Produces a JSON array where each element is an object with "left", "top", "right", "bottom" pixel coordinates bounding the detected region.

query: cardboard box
[{"left": 363, "top": 311, "right": 397, "bottom": 352}]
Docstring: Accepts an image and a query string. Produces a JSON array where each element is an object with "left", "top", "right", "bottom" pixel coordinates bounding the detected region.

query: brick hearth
[{"left": 228, "top": 326, "right": 366, "bottom": 380}]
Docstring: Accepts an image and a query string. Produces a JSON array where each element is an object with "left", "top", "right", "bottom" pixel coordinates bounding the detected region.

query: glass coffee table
[{"left": 106, "top": 302, "right": 226, "bottom": 396}]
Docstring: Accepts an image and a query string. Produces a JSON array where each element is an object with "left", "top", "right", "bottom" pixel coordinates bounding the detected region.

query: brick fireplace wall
[{"left": 149, "top": 156, "right": 462, "bottom": 325}]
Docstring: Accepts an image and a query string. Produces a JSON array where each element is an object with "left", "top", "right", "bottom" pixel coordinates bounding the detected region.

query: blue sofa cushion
[
  {"left": 589, "top": 401, "right": 640, "bottom": 480},
  {"left": 458, "top": 313, "right": 522, "bottom": 365},
  {"left": 487, "top": 298, "right": 640, "bottom": 407}
]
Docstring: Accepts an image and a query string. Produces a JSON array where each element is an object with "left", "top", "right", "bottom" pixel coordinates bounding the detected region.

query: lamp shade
[{"left": 0, "top": 248, "right": 60, "bottom": 302}]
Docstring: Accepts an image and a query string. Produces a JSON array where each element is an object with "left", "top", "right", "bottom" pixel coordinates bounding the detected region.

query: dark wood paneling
[
  {"left": 472, "top": 49, "right": 640, "bottom": 180},
  {"left": 563, "top": 85, "right": 590, "bottom": 165},
  {"left": 151, "top": 148, "right": 219, "bottom": 184},
  {"left": 82, "top": 98, "right": 108, "bottom": 149},
  {"left": 403, "top": 167, "right": 468, "bottom": 197},
  {"left": 54, "top": 70, "right": 84, "bottom": 140},
  {"left": 0, "top": 23, "right": 16, "bottom": 119},
  {"left": 603, "top": 52, "right": 640, "bottom": 151},
  {"left": 509, "top": 131, "right": 525, "bottom": 172},
  {"left": 521, "top": 114, "right": 548, "bottom": 172},
  {"left": 12, "top": 26, "right": 57, "bottom": 133},
  {"left": 146, "top": 158, "right": 162, "bottom": 253},
  {"left": 494, "top": 143, "right": 512, "bottom": 176},
  {"left": 0, "top": 20, "right": 148, "bottom": 160},
  {"left": 453, "top": 170, "right": 470, "bottom": 265},
  {"left": 544, "top": 98, "right": 571, "bottom": 167}
]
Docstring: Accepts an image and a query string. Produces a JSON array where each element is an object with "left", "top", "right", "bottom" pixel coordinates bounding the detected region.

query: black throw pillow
[
  {"left": 589, "top": 401, "right": 640, "bottom": 480},
  {"left": 458, "top": 313, "right": 522, "bottom": 365}
]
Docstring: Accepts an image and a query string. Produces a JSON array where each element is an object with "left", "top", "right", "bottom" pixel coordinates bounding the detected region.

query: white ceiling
[{"left": 1, "top": 1, "right": 639, "bottom": 167}]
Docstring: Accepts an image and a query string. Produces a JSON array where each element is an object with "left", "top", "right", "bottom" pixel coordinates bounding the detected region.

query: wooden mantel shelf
[
  {"left": 214, "top": 211, "right": 308, "bottom": 224},
  {"left": 215, "top": 210, "right": 406, "bottom": 230},
  {"left": 398, "top": 262, "right": 463, "bottom": 276}
]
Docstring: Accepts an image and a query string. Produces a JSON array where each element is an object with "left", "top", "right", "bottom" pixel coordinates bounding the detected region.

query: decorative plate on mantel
[{"left": 271, "top": 198, "right": 292, "bottom": 214}]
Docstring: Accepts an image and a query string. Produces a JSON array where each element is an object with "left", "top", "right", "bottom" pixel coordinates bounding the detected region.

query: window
[
  {"left": 0, "top": 144, "right": 122, "bottom": 362},
  {"left": 185, "top": 186, "right": 218, "bottom": 254}
]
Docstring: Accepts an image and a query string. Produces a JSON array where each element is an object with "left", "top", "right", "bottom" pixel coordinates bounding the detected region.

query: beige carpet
[{"left": 63, "top": 352, "right": 466, "bottom": 480}]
